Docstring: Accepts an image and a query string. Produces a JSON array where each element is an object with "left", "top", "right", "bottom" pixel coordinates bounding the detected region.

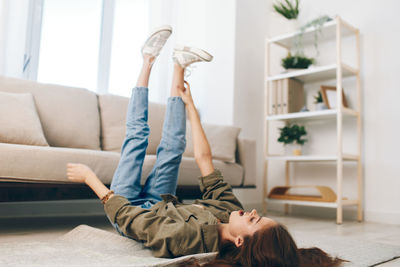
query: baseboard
[
  {"left": 266, "top": 202, "right": 359, "bottom": 221},
  {"left": 267, "top": 203, "right": 400, "bottom": 225},
  {"left": 0, "top": 199, "right": 105, "bottom": 218},
  {"left": 365, "top": 210, "right": 400, "bottom": 225}
]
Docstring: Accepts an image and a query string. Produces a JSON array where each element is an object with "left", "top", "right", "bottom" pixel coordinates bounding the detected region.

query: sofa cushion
[
  {"left": 0, "top": 76, "right": 101, "bottom": 150},
  {"left": 98, "top": 94, "right": 165, "bottom": 154},
  {"left": 0, "top": 144, "right": 243, "bottom": 186},
  {"left": 184, "top": 123, "right": 241, "bottom": 163},
  {"left": 0, "top": 143, "right": 118, "bottom": 184},
  {"left": 0, "top": 92, "right": 49, "bottom": 146}
]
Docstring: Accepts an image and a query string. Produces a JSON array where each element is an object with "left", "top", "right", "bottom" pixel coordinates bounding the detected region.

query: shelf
[
  {"left": 263, "top": 17, "right": 362, "bottom": 224},
  {"left": 268, "top": 18, "right": 356, "bottom": 49},
  {"left": 267, "top": 198, "right": 359, "bottom": 208},
  {"left": 266, "top": 63, "right": 358, "bottom": 83},
  {"left": 266, "top": 154, "right": 359, "bottom": 161},
  {"left": 266, "top": 108, "right": 358, "bottom": 122}
]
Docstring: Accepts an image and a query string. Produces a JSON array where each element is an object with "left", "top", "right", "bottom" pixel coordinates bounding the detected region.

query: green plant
[
  {"left": 294, "top": 15, "right": 333, "bottom": 57},
  {"left": 282, "top": 53, "right": 314, "bottom": 69},
  {"left": 278, "top": 124, "right": 307, "bottom": 145},
  {"left": 314, "top": 91, "right": 323, "bottom": 104},
  {"left": 273, "top": 0, "right": 299, "bottom": 20}
]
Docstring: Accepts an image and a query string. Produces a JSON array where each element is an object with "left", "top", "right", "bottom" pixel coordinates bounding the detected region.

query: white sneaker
[
  {"left": 141, "top": 25, "right": 172, "bottom": 57},
  {"left": 172, "top": 45, "right": 213, "bottom": 68}
]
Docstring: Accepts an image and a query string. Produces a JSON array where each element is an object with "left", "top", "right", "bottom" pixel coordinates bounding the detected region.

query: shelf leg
[
  {"left": 263, "top": 160, "right": 268, "bottom": 215},
  {"left": 336, "top": 16, "right": 343, "bottom": 225},
  {"left": 284, "top": 161, "right": 290, "bottom": 215},
  {"left": 357, "top": 158, "right": 363, "bottom": 222},
  {"left": 356, "top": 30, "right": 363, "bottom": 223}
]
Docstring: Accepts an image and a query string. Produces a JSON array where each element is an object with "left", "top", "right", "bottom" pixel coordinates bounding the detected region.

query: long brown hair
[{"left": 181, "top": 223, "right": 345, "bottom": 267}]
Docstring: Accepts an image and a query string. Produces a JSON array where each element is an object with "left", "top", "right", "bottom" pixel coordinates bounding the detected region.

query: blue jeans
[{"left": 108, "top": 87, "right": 186, "bottom": 235}]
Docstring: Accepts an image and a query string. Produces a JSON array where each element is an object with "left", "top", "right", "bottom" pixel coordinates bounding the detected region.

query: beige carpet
[{"left": 0, "top": 224, "right": 399, "bottom": 267}]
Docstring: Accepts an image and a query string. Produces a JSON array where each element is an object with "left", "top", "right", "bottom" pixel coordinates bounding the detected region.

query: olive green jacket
[{"left": 104, "top": 169, "right": 243, "bottom": 258}]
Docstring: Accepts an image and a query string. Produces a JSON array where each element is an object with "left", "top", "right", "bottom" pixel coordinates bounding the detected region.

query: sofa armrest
[{"left": 236, "top": 137, "right": 256, "bottom": 186}]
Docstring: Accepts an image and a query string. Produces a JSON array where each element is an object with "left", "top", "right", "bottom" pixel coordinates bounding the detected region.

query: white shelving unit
[{"left": 263, "top": 16, "right": 362, "bottom": 224}]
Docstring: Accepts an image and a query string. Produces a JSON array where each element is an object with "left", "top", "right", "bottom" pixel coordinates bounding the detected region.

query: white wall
[
  {"left": 231, "top": 0, "right": 270, "bottom": 211},
  {"left": 148, "top": 0, "right": 236, "bottom": 125}
]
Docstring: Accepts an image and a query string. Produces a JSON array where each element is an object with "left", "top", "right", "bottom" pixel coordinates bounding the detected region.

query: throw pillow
[
  {"left": 0, "top": 92, "right": 49, "bottom": 146},
  {"left": 184, "top": 123, "right": 241, "bottom": 163}
]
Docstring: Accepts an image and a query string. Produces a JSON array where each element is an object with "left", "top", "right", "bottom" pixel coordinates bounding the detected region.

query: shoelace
[{"left": 184, "top": 65, "right": 197, "bottom": 78}]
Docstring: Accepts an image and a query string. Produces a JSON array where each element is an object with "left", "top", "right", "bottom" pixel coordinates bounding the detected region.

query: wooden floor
[{"left": 1, "top": 213, "right": 399, "bottom": 266}]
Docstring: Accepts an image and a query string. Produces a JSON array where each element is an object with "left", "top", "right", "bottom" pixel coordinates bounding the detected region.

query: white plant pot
[
  {"left": 283, "top": 67, "right": 312, "bottom": 73},
  {"left": 269, "top": 14, "right": 299, "bottom": 36},
  {"left": 285, "top": 143, "right": 302, "bottom": 156},
  {"left": 284, "top": 19, "right": 299, "bottom": 34},
  {"left": 315, "top": 103, "right": 328, "bottom": 110}
]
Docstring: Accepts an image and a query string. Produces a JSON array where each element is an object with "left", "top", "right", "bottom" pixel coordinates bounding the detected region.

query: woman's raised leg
[
  {"left": 141, "top": 64, "right": 186, "bottom": 203},
  {"left": 110, "top": 26, "right": 172, "bottom": 204},
  {"left": 110, "top": 56, "right": 153, "bottom": 204},
  {"left": 142, "top": 45, "right": 213, "bottom": 204}
]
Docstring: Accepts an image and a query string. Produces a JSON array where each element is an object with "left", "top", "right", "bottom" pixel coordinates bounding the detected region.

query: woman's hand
[
  {"left": 178, "top": 80, "right": 194, "bottom": 106},
  {"left": 66, "top": 163, "right": 95, "bottom": 183}
]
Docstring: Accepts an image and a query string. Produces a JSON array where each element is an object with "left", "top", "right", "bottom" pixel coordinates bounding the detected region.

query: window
[
  {"left": 37, "top": 0, "right": 103, "bottom": 91},
  {"left": 34, "top": 0, "right": 149, "bottom": 94},
  {"left": 108, "top": 0, "right": 149, "bottom": 97}
]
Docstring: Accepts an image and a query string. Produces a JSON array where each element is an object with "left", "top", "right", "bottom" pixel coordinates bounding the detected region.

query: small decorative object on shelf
[
  {"left": 282, "top": 52, "right": 314, "bottom": 70},
  {"left": 273, "top": 0, "right": 299, "bottom": 20},
  {"left": 268, "top": 185, "right": 337, "bottom": 202},
  {"left": 278, "top": 123, "right": 307, "bottom": 155},
  {"left": 269, "top": 78, "right": 304, "bottom": 115},
  {"left": 314, "top": 91, "right": 328, "bottom": 110},
  {"left": 320, "top": 85, "right": 348, "bottom": 109},
  {"left": 300, "top": 105, "right": 309, "bottom": 112}
]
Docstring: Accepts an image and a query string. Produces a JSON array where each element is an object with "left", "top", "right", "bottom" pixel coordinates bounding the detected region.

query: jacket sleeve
[
  {"left": 198, "top": 169, "right": 243, "bottom": 211},
  {"left": 104, "top": 195, "right": 205, "bottom": 258}
]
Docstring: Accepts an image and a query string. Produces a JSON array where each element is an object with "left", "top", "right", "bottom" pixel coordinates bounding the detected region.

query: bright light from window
[
  {"left": 37, "top": 0, "right": 102, "bottom": 91},
  {"left": 108, "top": 0, "right": 149, "bottom": 97}
]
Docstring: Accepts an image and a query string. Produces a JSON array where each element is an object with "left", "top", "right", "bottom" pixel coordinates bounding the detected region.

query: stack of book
[{"left": 268, "top": 78, "right": 304, "bottom": 115}]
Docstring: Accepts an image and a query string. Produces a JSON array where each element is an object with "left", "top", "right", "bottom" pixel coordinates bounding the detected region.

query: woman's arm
[
  {"left": 66, "top": 163, "right": 114, "bottom": 201},
  {"left": 178, "top": 82, "right": 243, "bottom": 209},
  {"left": 179, "top": 81, "right": 214, "bottom": 176}
]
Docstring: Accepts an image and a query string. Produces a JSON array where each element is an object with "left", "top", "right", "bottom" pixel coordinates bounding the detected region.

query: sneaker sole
[
  {"left": 142, "top": 25, "right": 172, "bottom": 52},
  {"left": 174, "top": 44, "right": 213, "bottom": 62},
  {"left": 148, "top": 25, "right": 172, "bottom": 37}
]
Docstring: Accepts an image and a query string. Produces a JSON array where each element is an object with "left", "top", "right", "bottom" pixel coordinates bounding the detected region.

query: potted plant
[
  {"left": 314, "top": 91, "right": 327, "bottom": 110},
  {"left": 272, "top": 0, "right": 300, "bottom": 34},
  {"left": 277, "top": 124, "right": 307, "bottom": 155},
  {"left": 273, "top": 0, "right": 299, "bottom": 20},
  {"left": 282, "top": 52, "right": 314, "bottom": 70}
]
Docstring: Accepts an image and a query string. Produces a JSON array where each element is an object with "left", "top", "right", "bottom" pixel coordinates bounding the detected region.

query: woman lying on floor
[{"left": 66, "top": 25, "right": 344, "bottom": 267}]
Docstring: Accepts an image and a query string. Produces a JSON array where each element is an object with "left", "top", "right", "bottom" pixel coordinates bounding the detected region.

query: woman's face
[{"left": 227, "top": 209, "right": 276, "bottom": 240}]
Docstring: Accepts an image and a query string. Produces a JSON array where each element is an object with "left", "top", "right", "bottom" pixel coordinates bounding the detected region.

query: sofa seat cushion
[
  {"left": 0, "top": 144, "right": 244, "bottom": 187},
  {"left": 0, "top": 76, "right": 101, "bottom": 150},
  {"left": 0, "top": 143, "right": 118, "bottom": 184},
  {"left": 0, "top": 92, "right": 49, "bottom": 146}
]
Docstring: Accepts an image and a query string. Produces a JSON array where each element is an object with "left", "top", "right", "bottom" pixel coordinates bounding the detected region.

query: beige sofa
[{"left": 0, "top": 76, "right": 256, "bottom": 200}]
